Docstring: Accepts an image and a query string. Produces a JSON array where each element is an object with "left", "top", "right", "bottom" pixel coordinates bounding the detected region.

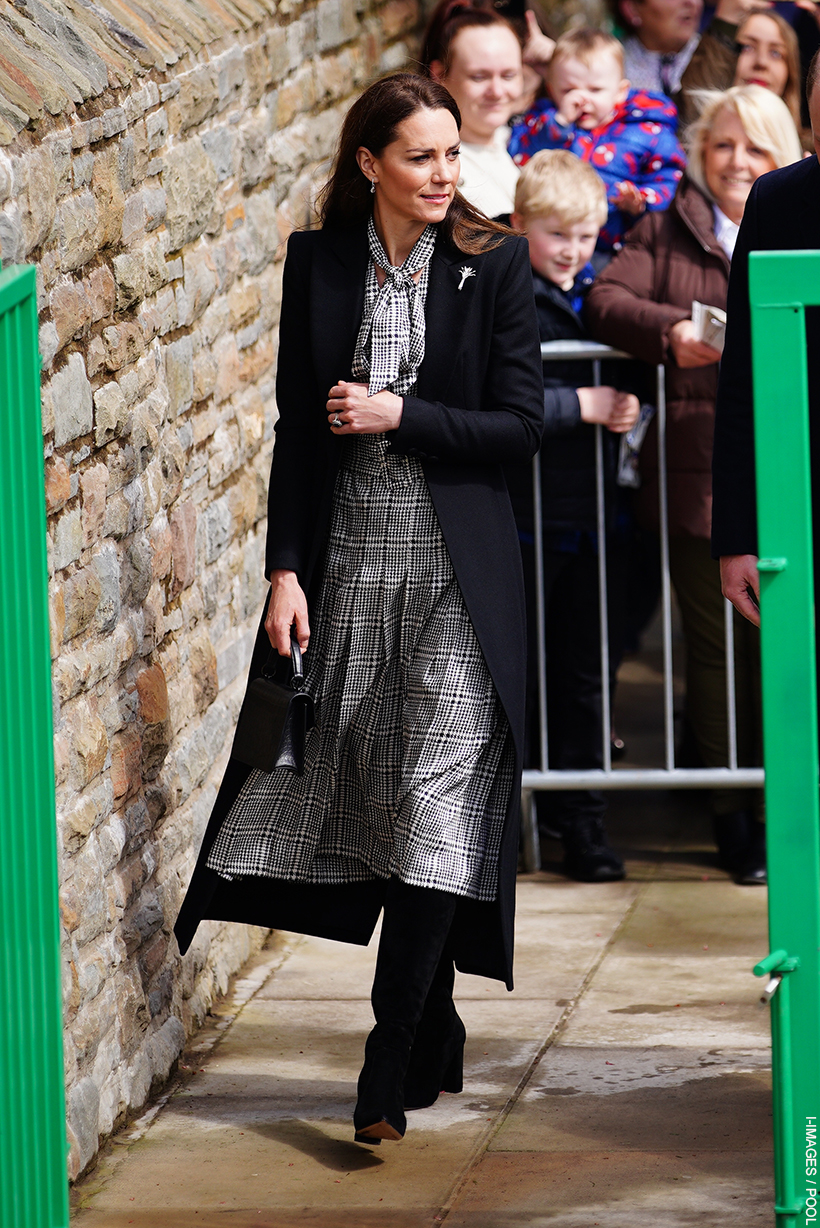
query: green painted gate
[
  {"left": 0, "top": 265, "right": 69, "bottom": 1228},
  {"left": 750, "top": 250, "right": 820, "bottom": 1226}
]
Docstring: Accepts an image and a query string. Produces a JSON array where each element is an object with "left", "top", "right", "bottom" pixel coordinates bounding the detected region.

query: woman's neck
[
  {"left": 635, "top": 32, "right": 688, "bottom": 54},
  {"left": 715, "top": 199, "right": 744, "bottom": 226},
  {"left": 460, "top": 123, "right": 494, "bottom": 147},
  {"left": 372, "top": 203, "right": 428, "bottom": 267}
]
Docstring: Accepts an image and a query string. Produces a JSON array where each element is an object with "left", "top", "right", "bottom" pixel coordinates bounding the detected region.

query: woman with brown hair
[
  {"left": 420, "top": 0, "right": 525, "bottom": 217},
  {"left": 679, "top": 8, "right": 805, "bottom": 137},
  {"left": 174, "top": 72, "right": 543, "bottom": 1146}
]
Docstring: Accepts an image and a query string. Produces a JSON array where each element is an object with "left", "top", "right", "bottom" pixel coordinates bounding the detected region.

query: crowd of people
[{"left": 412, "top": 0, "right": 818, "bottom": 889}]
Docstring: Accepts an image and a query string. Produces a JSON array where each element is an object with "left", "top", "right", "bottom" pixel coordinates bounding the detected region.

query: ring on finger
[{"left": 331, "top": 414, "right": 343, "bottom": 427}]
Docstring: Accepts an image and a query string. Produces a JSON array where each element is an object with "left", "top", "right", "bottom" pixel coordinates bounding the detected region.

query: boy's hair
[
  {"left": 514, "top": 149, "right": 608, "bottom": 228},
  {"left": 549, "top": 27, "right": 625, "bottom": 78}
]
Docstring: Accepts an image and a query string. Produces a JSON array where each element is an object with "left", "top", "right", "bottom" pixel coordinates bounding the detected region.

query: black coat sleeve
[
  {"left": 711, "top": 179, "right": 760, "bottom": 559},
  {"left": 542, "top": 385, "right": 582, "bottom": 435},
  {"left": 265, "top": 233, "right": 329, "bottom": 580},
  {"left": 393, "top": 240, "right": 544, "bottom": 465}
]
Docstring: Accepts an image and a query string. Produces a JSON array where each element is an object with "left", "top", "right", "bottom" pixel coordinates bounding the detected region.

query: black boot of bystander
[
  {"left": 562, "top": 816, "right": 626, "bottom": 882},
  {"left": 713, "top": 810, "right": 767, "bottom": 886}
]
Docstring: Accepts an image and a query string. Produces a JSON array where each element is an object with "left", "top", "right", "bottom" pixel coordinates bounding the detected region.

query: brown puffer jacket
[{"left": 585, "top": 175, "right": 730, "bottom": 540}]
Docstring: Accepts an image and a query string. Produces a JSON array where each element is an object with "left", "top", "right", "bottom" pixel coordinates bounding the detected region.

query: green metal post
[
  {"left": 750, "top": 250, "right": 820, "bottom": 1226},
  {"left": 0, "top": 265, "right": 69, "bottom": 1228}
]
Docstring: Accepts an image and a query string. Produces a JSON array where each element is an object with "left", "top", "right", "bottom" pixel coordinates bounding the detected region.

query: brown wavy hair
[
  {"left": 420, "top": 0, "right": 522, "bottom": 73},
  {"left": 316, "top": 72, "right": 512, "bottom": 255},
  {"left": 734, "top": 10, "right": 802, "bottom": 136}
]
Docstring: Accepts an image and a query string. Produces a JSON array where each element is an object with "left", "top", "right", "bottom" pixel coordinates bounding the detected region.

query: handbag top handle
[
  {"left": 260, "top": 628, "right": 305, "bottom": 690},
  {"left": 289, "top": 631, "right": 304, "bottom": 688}
]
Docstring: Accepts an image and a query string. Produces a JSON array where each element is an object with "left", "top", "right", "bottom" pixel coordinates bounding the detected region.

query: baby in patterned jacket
[{"left": 508, "top": 27, "right": 686, "bottom": 257}]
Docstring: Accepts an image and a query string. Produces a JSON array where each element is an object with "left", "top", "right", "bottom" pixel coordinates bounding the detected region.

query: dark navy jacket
[{"left": 507, "top": 267, "right": 620, "bottom": 540}]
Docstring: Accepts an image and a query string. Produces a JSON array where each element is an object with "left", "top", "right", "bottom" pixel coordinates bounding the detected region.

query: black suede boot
[
  {"left": 736, "top": 820, "right": 766, "bottom": 886},
  {"left": 353, "top": 879, "right": 458, "bottom": 1145},
  {"left": 713, "top": 810, "right": 754, "bottom": 875},
  {"left": 562, "top": 816, "right": 625, "bottom": 882},
  {"left": 403, "top": 945, "right": 465, "bottom": 1111}
]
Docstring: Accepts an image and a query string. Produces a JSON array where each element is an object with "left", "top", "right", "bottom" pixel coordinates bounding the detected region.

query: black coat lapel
[
  {"left": 311, "top": 223, "right": 368, "bottom": 395},
  {"left": 416, "top": 240, "right": 481, "bottom": 402}
]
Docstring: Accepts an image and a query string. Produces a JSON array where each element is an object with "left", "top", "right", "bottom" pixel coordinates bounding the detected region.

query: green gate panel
[
  {"left": 750, "top": 250, "right": 820, "bottom": 1226},
  {"left": 0, "top": 265, "right": 68, "bottom": 1228}
]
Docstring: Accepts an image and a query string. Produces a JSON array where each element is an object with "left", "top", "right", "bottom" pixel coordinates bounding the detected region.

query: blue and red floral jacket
[{"left": 508, "top": 89, "right": 686, "bottom": 253}]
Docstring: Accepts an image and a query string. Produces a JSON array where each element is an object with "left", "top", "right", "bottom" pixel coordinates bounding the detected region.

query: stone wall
[{"left": 0, "top": 0, "right": 419, "bottom": 1180}]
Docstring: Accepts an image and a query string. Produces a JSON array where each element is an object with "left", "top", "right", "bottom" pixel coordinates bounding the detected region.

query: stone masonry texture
[{"left": 0, "top": 0, "right": 422, "bottom": 1181}]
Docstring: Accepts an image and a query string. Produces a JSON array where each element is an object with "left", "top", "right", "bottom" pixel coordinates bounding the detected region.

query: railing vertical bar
[
  {"left": 655, "top": 363, "right": 676, "bottom": 771},
  {"left": 532, "top": 451, "right": 549, "bottom": 773},
  {"left": 520, "top": 788, "right": 541, "bottom": 874},
  {"left": 593, "top": 359, "right": 611, "bottom": 772},
  {"left": 724, "top": 597, "right": 738, "bottom": 770}
]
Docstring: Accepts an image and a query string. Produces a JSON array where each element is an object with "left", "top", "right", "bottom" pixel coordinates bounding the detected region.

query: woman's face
[
  {"left": 361, "top": 108, "right": 461, "bottom": 229},
  {"left": 432, "top": 25, "right": 523, "bottom": 144},
  {"left": 703, "top": 107, "right": 776, "bottom": 223},
  {"left": 621, "top": 0, "right": 702, "bottom": 54},
  {"left": 734, "top": 14, "right": 790, "bottom": 98}
]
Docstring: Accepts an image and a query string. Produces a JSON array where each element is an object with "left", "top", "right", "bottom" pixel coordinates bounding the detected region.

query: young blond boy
[
  {"left": 507, "top": 150, "right": 639, "bottom": 881},
  {"left": 509, "top": 29, "right": 686, "bottom": 255}
]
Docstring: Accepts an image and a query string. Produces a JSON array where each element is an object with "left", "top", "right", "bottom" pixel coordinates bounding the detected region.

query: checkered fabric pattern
[
  {"left": 352, "top": 217, "right": 436, "bottom": 396},
  {"left": 206, "top": 232, "right": 513, "bottom": 902}
]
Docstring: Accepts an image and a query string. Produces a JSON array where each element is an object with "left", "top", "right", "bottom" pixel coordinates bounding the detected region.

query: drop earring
[{"left": 370, "top": 180, "right": 376, "bottom": 194}]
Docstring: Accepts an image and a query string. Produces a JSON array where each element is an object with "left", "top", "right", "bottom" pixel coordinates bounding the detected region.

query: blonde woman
[{"left": 586, "top": 86, "right": 801, "bottom": 885}]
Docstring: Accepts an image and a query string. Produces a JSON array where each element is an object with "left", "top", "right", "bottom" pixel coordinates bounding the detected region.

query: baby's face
[
  {"left": 517, "top": 212, "right": 600, "bottom": 290},
  {"left": 550, "top": 53, "right": 629, "bottom": 129}
]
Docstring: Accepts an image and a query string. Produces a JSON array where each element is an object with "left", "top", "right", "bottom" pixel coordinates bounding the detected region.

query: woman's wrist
[{"left": 270, "top": 568, "right": 298, "bottom": 586}]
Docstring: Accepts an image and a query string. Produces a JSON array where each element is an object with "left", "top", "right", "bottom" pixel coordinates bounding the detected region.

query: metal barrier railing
[{"left": 521, "top": 340, "right": 765, "bottom": 872}]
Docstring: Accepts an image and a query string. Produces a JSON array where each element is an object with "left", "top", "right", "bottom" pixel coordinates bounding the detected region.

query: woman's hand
[
  {"left": 714, "top": 0, "right": 771, "bottom": 23},
  {"left": 795, "top": 0, "right": 820, "bottom": 29},
  {"left": 578, "top": 387, "right": 641, "bottom": 433},
  {"left": 522, "top": 10, "right": 556, "bottom": 76},
  {"left": 327, "top": 381, "right": 404, "bottom": 434},
  {"left": 265, "top": 569, "right": 310, "bottom": 655},
  {"left": 720, "top": 553, "right": 760, "bottom": 627},
  {"left": 668, "top": 319, "right": 722, "bottom": 368}
]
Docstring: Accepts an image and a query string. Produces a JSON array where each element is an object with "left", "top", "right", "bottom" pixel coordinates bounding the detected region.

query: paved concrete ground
[{"left": 72, "top": 785, "right": 772, "bottom": 1228}]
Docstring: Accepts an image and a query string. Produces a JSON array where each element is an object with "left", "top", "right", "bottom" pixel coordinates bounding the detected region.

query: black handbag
[{"left": 231, "top": 634, "right": 315, "bottom": 774}]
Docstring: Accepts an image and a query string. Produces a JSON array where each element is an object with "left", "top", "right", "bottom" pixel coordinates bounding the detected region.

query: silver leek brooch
[{"left": 457, "top": 265, "right": 476, "bottom": 291}]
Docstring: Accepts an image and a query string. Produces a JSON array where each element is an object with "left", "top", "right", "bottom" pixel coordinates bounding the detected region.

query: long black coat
[
  {"left": 174, "top": 221, "right": 544, "bottom": 989},
  {"left": 712, "top": 155, "right": 820, "bottom": 559}
]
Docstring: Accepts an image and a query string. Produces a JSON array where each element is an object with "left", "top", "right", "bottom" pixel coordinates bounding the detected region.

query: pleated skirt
[{"left": 206, "top": 435, "right": 513, "bottom": 902}]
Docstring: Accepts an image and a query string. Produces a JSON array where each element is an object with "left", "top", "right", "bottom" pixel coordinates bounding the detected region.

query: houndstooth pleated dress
[{"left": 206, "top": 221, "right": 514, "bottom": 903}]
